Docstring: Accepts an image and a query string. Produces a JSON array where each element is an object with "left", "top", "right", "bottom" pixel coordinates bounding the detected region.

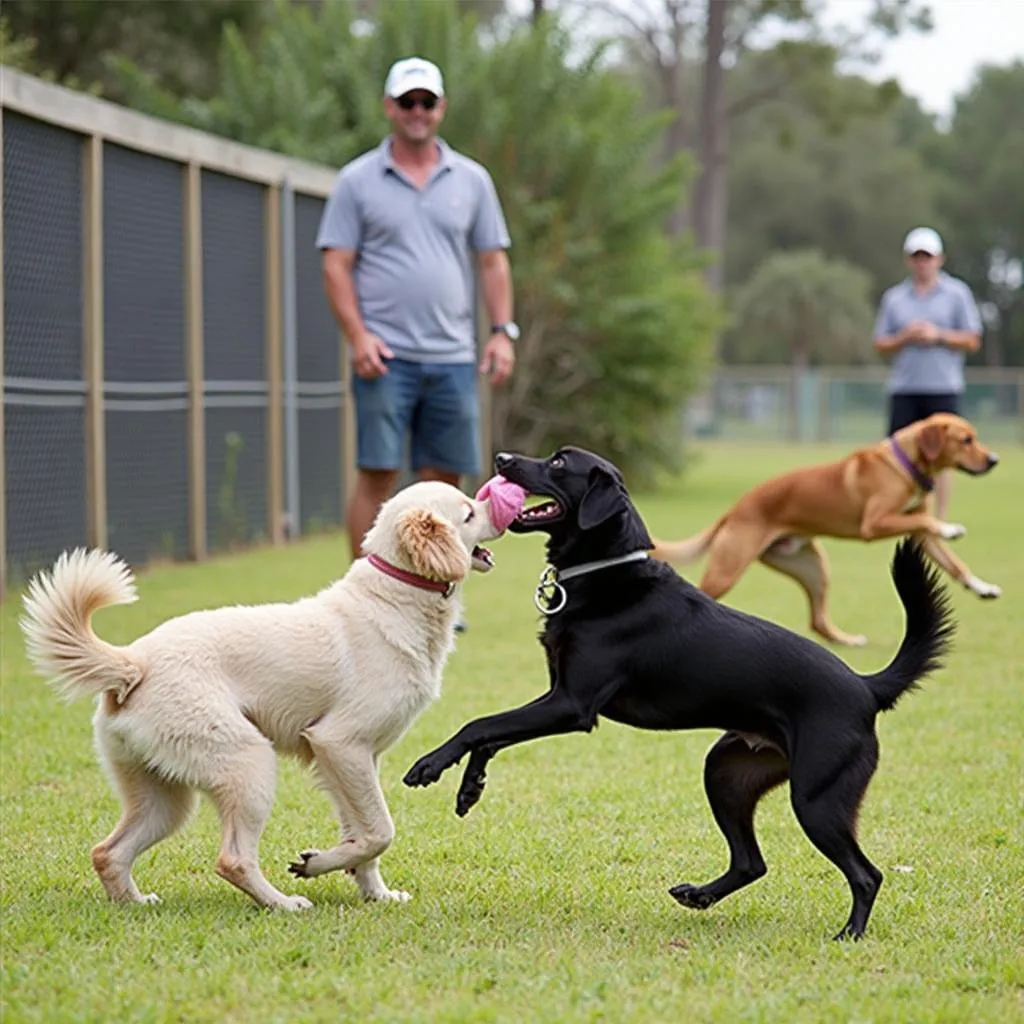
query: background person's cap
[
  {"left": 903, "top": 227, "right": 944, "bottom": 256},
  {"left": 385, "top": 58, "right": 444, "bottom": 99}
]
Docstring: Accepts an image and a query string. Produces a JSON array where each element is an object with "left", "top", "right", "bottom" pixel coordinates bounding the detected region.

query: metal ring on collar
[{"left": 534, "top": 579, "right": 567, "bottom": 615}]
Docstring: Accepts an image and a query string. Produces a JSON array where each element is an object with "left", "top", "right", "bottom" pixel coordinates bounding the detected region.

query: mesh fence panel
[
  {"left": 3, "top": 113, "right": 88, "bottom": 580},
  {"left": 202, "top": 170, "right": 266, "bottom": 381},
  {"left": 298, "top": 405, "right": 341, "bottom": 531},
  {"left": 293, "top": 191, "right": 343, "bottom": 529},
  {"left": 205, "top": 405, "right": 268, "bottom": 550},
  {"left": 105, "top": 405, "right": 190, "bottom": 564},
  {"left": 100, "top": 143, "right": 191, "bottom": 563},
  {"left": 295, "top": 193, "right": 338, "bottom": 383},
  {"left": 3, "top": 112, "right": 83, "bottom": 380},
  {"left": 3, "top": 403, "right": 87, "bottom": 585},
  {"left": 103, "top": 143, "right": 186, "bottom": 383},
  {"left": 200, "top": 171, "right": 268, "bottom": 552}
]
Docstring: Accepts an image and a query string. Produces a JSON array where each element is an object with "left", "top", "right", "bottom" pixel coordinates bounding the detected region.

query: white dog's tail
[{"left": 20, "top": 549, "right": 144, "bottom": 703}]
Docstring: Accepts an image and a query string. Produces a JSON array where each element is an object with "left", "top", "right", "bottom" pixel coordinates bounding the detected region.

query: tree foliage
[
  {"left": 112, "top": 0, "right": 718, "bottom": 481},
  {"left": 930, "top": 62, "right": 1024, "bottom": 367},
  {"left": 726, "top": 70, "right": 942, "bottom": 295},
  {"left": 728, "top": 250, "right": 875, "bottom": 368},
  {"left": 0, "top": 0, "right": 267, "bottom": 101}
]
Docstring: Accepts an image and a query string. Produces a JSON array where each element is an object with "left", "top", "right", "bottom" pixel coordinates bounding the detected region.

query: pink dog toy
[{"left": 476, "top": 475, "right": 527, "bottom": 533}]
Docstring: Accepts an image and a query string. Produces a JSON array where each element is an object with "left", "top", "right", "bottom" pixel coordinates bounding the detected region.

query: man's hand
[
  {"left": 905, "top": 320, "right": 940, "bottom": 345},
  {"left": 479, "top": 333, "right": 515, "bottom": 386},
  {"left": 351, "top": 331, "right": 394, "bottom": 379}
]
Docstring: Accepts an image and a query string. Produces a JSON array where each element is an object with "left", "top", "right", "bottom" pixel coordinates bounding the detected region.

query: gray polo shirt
[
  {"left": 873, "top": 272, "right": 982, "bottom": 394},
  {"left": 316, "top": 138, "right": 510, "bottom": 364}
]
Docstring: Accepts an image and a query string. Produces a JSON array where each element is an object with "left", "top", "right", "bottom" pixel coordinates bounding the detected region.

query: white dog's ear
[{"left": 396, "top": 508, "right": 471, "bottom": 582}]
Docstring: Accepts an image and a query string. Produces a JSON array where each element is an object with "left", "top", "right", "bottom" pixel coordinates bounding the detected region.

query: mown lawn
[{"left": 2, "top": 443, "right": 1021, "bottom": 1023}]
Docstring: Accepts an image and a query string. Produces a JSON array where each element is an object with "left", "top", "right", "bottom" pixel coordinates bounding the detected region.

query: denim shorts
[{"left": 352, "top": 358, "right": 480, "bottom": 476}]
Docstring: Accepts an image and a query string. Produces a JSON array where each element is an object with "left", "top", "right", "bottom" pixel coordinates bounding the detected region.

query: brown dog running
[{"left": 651, "top": 413, "right": 1000, "bottom": 646}]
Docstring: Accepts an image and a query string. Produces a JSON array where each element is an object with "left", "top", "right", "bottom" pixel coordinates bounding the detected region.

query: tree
[
  {"left": 572, "top": 0, "right": 932, "bottom": 297},
  {"left": 725, "top": 71, "right": 943, "bottom": 298},
  {"left": 930, "top": 62, "right": 1024, "bottom": 367},
  {"left": 728, "top": 250, "right": 875, "bottom": 368},
  {"left": 113, "top": 0, "right": 718, "bottom": 481},
  {"left": 0, "top": 0, "right": 266, "bottom": 100}
]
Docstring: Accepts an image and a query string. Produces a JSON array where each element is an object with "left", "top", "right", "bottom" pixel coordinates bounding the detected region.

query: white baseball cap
[
  {"left": 384, "top": 57, "right": 445, "bottom": 99},
  {"left": 903, "top": 226, "right": 943, "bottom": 256}
]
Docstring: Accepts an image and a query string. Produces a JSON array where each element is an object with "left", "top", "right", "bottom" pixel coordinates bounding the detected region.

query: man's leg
[
  {"left": 411, "top": 364, "right": 480, "bottom": 486},
  {"left": 347, "top": 469, "right": 399, "bottom": 561},
  {"left": 413, "top": 364, "right": 480, "bottom": 630},
  {"left": 934, "top": 470, "right": 952, "bottom": 522},
  {"left": 347, "top": 360, "right": 418, "bottom": 561}
]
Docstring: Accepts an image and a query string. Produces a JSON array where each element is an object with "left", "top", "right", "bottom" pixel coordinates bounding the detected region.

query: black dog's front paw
[
  {"left": 455, "top": 771, "right": 486, "bottom": 817},
  {"left": 404, "top": 748, "right": 460, "bottom": 788},
  {"left": 669, "top": 883, "right": 718, "bottom": 910}
]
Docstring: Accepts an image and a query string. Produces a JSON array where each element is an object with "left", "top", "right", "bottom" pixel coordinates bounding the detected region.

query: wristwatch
[{"left": 490, "top": 321, "right": 521, "bottom": 342}]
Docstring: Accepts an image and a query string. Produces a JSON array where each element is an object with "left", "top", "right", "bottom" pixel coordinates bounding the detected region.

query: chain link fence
[{"left": 686, "top": 367, "right": 1024, "bottom": 446}]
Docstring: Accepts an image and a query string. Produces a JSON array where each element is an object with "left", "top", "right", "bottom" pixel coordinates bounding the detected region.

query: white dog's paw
[
  {"left": 275, "top": 894, "right": 314, "bottom": 912},
  {"left": 139, "top": 892, "right": 161, "bottom": 905},
  {"left": 940, "top": 522, "right": 967, "bottom": 540},
  {"left": 966, "top": 576, "right": 1001, "bottom": 599},
  {"left": 365, "top": 888, "right": 412, "bottom": 904},
  {"left": 847, "top": 634, "right": 869, "bottom": 648}
]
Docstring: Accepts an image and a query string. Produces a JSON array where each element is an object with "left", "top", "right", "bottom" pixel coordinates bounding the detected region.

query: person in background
[
  {"left": 316, "top": 56, "right": 518, "bottom": 587},
  {"left": 873, "top": 226, "right": 982, "bottom": 519}
]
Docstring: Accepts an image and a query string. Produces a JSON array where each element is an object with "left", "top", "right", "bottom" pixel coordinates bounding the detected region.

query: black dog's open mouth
[
  {"left": 509, "top": 498, "right": 563, "bottom": 532},
  {"left": 471, "top": 545, "right": 495, "bottom": 571}
]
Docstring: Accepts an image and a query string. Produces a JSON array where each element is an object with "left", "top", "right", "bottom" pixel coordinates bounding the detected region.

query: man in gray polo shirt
[
  {"left": 317, "top": 56, "right": 517, "bottom": 563},
  {"left": 873, "top": 226, "right": 982, "bottom": 517}
]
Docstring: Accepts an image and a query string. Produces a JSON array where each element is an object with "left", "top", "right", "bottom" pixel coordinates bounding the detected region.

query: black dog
[{"left": 405, "top": 446, "right": 954, "bottom": 939}]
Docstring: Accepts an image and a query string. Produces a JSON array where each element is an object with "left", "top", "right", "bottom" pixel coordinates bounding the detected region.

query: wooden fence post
[
  {"left": 184, "top": 162, "right": 207, "bottom": 561},
  {"left": 265, "top": 183, "right": 284, "bottom": 545},
  {"left": 83, "top": 134, "right": 107, "bottom": 551}
]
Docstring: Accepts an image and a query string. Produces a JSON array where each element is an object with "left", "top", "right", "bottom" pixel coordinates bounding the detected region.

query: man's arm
[
  {"left": 874, "top": 326, "right": 914, "bottom": 355},
  {"left": 322, "top": 248, "right": 392, "bottom": 377},
  {"left": 934, "top": 327, "right": 981, "bottom": 353},
  {"left": 938, "top": 285, "right": 983, "bottom": 353},
  {"left": 873, "top": 291, "right": 908, "bottom": 356},
  {"left": 477, "top": 249, "right": 515, "bottom": 386}
]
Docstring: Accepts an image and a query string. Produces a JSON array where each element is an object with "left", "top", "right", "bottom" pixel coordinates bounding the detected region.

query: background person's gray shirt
[
  {"left": 873, "top": 271, "right": 982, "bottom": 394},
  {"left": 317, "top": 139, "right": 511, "bottom": 364}
]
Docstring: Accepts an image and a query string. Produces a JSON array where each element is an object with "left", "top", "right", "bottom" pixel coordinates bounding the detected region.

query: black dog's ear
[{"left": 578, "top": 468, "right": 626, "bottom": 530}]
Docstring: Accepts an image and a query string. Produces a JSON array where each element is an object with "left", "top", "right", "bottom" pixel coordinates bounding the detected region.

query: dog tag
[{"left": 534, "top": 565, "right": 567, "bottom": 615}]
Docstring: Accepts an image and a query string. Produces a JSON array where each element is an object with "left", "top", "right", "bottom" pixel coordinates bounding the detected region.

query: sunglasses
[{"left": 396, "top": 94, "right": 438, "bottom": 111}]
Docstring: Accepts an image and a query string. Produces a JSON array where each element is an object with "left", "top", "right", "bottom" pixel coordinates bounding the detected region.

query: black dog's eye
[
  {"left": 550, "top": 455, "right": 566, "bottom": 469},
  {"left": 464, "top": 507, "right": 475, "bottom": 523},
  {"left": 962, "top": 435, "right": 973, "bottom": 445}
]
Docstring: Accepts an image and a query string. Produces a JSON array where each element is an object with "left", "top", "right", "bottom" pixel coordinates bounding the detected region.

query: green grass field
[{"left": 2, "top": 443, "right": 1021, "bottom": 1023}]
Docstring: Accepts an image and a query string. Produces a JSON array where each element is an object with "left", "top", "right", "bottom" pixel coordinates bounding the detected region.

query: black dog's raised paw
[
  {"left": 455, "top": 774, "right": 486, "bottom": 817},
  {"left": 669, "top": 883, "right": 718, "bottom": 910},
  {"left": 404, "top": 751, "right": 460, "bottom": 788},
  {"left": 287, "top": 849, "right": 318, "bottom": 878}
]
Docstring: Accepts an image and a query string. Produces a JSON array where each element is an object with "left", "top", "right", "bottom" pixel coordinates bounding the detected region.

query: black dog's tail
[{"left": 861, "top": 540, "right": 956, "bottom": 712}]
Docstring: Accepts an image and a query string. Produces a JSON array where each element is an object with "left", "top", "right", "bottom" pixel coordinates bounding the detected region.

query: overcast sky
[{"left": 834, "top": 0, "right": 1024, "bottom": 121}]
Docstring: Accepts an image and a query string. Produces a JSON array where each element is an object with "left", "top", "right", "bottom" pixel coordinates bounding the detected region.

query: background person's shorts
[
  {"left": 887, "top": 391, "right": 960, "bottom": 436},
  {"left": 352, "top": 358, "right": 481, "bottom": 477}
]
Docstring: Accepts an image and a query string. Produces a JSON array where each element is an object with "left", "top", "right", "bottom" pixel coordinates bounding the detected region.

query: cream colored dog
[{"left": 21, "top": 481, "right": 503, "bottom": 911}]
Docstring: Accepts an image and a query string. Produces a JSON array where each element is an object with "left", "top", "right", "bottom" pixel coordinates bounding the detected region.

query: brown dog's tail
[
  {"left": 650, "top": 520, "right": 722, "bottom": 565},
  {"left": 20, "top": 549, "right": 144, "bottom": 704},
  {"left": 861, "top": 539, "right": 956, "bottom": 713}
]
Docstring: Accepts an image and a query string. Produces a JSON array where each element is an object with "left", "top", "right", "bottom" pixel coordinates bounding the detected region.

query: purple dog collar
[{"left": 888, "top": 437, "right": 934, "bottom": 493}]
